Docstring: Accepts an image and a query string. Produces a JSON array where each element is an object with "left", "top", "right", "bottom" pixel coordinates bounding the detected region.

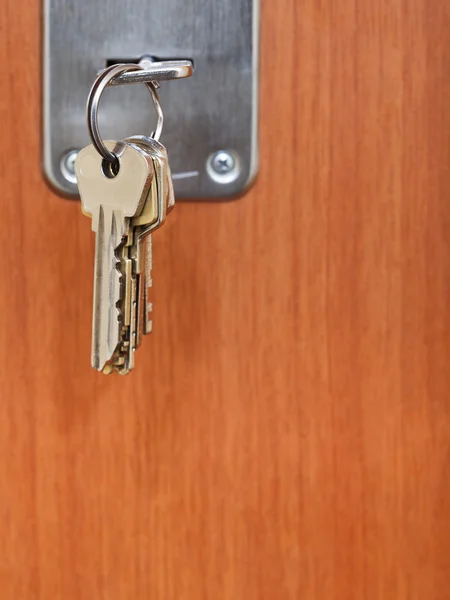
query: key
[
  {"left": 128, "top": 135, "right": 175, "bottom": 225},
  {"left": 125, "top": 136, "right": 175, "bottom": 341},
  {"left": 103, "top": 136, "right": 174, "bottom": 373},
  {"left": 114, "top": 180, "right": 157, "bottom": 372},
  {"left": 75, "top": 140, "right": 155, "bottom": 373}
]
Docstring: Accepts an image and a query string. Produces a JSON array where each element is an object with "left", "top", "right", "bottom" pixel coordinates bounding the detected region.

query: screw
[
  {"left": 211, "top": 151, "right": 236, "bottom": 174},
  {"left": 207, "top": 150, "right": 240, "bottom": 184},
  {"left": 60, "top": 149, "right": 79, "bottom": 185}
]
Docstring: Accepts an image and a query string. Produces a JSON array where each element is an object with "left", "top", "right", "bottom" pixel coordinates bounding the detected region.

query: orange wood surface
[{"left": 1, "top": 1, "right": 450, "bottom": 598}]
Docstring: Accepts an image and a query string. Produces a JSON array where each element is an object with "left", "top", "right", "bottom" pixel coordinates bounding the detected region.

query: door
[{"left": 1, "top": 1, "right": 449, "bottom": 598}]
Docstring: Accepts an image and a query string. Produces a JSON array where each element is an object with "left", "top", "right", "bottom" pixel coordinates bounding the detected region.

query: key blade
[
  {"left": 92, "top": 205, "right": 128, "bottom": 372},
  {"left": 115, "top": 235, "right": 138, "bottom": 375},
  {"left": 132, "top": 231, "right": 153, "bottom": 345},
  {"left": 143, "top": 234, "right": 153, "bottom": 335}
]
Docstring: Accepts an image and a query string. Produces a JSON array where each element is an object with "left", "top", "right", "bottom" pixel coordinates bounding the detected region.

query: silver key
[
  {"left": 126, "top": 136, "right": 174, "bottom": 340},
  {"left": 75, "top": 140, "right": 154, "bottom": 373}
]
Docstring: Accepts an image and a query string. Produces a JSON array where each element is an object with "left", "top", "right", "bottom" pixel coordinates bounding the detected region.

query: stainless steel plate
[{"left": 43, "top": 0, "right": 260, "bottom": 200}]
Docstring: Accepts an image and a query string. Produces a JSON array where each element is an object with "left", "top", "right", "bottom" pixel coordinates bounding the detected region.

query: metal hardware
[
  {"left": 110, "top": 60, "right": 193, "bottom": 86},
  {"left": 87, "top": 63, "right": 165, "bottom": 165},
  {"left": 60, "top": 149, "right": 79, "bottom": 184},
  {"left": 207, "top": 150, "right": 241, "bottom": 185},
  {"left": 210, "top": 151, "right": 236, "bottom": 175},
  {"left": 43, "top": 0, "right": 260, "bottom": 200}
]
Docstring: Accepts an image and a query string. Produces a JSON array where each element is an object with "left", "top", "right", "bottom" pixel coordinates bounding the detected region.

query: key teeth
[
  {"left": 114, "top": 243, "right": 131, "bottom": 372},
  {"left": 113, "top": 236, "right": 141, "bottom": 375},
  {"left": 101, "top": 239, "right": 131, "bottom": 375}
]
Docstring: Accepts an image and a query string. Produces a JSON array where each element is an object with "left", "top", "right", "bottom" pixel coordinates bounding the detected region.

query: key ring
[{"left": 87, "top": 63, "right": 164, "bottom": 166}]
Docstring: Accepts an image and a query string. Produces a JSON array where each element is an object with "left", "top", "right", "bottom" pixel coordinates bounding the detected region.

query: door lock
[{"left": 42, "top": 0, "right": 260, "bottom": 201}]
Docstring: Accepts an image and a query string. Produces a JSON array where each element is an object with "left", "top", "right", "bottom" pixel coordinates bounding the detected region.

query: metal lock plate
[{"left": 43, "top": 0, "right": 260, "bottom": 200}]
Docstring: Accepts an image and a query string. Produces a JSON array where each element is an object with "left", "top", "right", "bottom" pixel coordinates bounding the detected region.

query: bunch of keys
[{"left": 75, "top": 63, "right": 175, "bottom": 375}]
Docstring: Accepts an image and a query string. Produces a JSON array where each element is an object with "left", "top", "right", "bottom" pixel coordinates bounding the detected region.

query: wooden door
[{"left": 1, "top": 1, "right": 450, "bottom": 598}]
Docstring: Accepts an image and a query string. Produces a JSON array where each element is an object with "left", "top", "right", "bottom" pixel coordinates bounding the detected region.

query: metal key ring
[{"left": 87, "top": 63, "right": 164, "bottom": 166}]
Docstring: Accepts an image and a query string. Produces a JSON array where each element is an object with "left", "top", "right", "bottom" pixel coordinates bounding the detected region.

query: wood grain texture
[{"left": 1, "top": 0, "right": 450, "bottom": 598}]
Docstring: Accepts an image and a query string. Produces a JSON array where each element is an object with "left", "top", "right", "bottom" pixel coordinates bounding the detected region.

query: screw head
[
  {"left": 60, "top": 149, "right": 79, "bottom": 185},
  {"left": 207, "top": 150, "right": 240, "bottom": 184},
  {"left": 211, "top": 151, "right": 236, "bottom": 174}
]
